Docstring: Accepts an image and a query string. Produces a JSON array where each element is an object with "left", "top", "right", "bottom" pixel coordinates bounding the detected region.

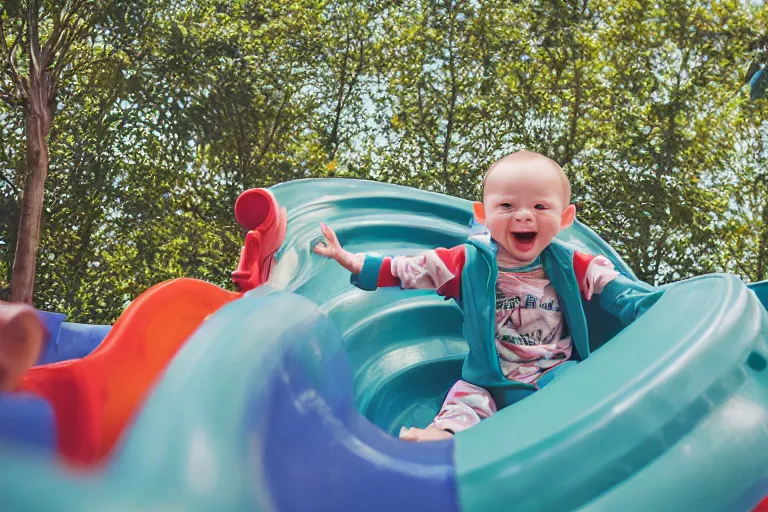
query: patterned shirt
[{"left": 494, "top": 260, "right": 572, "bottom": 384}]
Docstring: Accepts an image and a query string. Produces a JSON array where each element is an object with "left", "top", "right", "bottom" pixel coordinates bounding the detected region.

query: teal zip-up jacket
[{"left": 351, "top": 229, "right": 664, "bottom": 392}]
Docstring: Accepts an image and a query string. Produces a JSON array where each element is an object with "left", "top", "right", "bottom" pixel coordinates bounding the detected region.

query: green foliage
[
  {"left": 0, "top": 104, "right": 23, "bottom": 300},
  {"left": 0, "top": 0, "right": 766, "bottom": 321}
]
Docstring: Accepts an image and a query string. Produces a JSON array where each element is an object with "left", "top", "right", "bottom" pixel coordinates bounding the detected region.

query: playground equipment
[{"left": 0, "top": 179, "right": 767, "bottom": 511}]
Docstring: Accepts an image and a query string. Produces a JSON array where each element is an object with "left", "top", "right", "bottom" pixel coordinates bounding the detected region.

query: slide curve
[{"left": 0, "top": 178, "right": 767, "bottom": 512}]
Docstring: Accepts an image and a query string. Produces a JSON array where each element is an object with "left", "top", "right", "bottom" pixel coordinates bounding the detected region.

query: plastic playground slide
[
  {"left": 0, "top": 178, "right": 767, "bottom": 511},
  {"left": 14, "top": 278, "right": 238, "bottom": 465}
]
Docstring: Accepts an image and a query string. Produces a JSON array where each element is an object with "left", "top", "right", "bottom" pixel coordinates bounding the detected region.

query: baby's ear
[
  {"left": 473, "top": 202, "right": 486, "bottom": 224},
  {"left": 560, "top": 204, "right": 576, "bottom": 229}
]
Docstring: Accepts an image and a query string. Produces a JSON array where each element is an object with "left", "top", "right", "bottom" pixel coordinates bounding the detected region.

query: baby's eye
[
  {"left": 534, "top": 204, "right": 547, "bottom": 210},
  {"left": 500, "top": 202, "right": 513, "bottom": 209}
]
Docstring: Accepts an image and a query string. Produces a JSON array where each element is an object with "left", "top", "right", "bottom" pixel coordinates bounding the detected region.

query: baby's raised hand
[{"left": 314, "top": 222, "right": 364, "bottom": 274}]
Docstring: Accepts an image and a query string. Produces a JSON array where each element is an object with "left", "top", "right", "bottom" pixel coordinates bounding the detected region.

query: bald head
[{"left": 482, "top": 151, "right": 571, "bottom": 205}]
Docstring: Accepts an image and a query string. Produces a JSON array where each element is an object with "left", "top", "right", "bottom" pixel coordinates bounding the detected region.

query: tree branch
[
  {"left": 7, "top": 18, "right": 27, "bottom": 96},
  {"left": 727, "top": 245, "right": 753, "bottom": 278},
  {"left": 562, "top": 55, "right": 583, "bottom": 167},
  {"left": 329, "top": 31, "right": 351, "bottom": 158},
  {"left": 27, "top": 0, "right": 42, "bottom": 76},
  {"left": 0, "top": 15, "right": 9, "bottom": 60},
  {"left": 47, "top": 1, "right": 93, "bottom": 71},
  {"left": 254, "top": 88, "right": 293, "bottom": 170},
  {"left": 48, "top": 32, "right": 79, "bottom": 94},
  {"left": 442, "top": 0, "right": 457, "bottom": 193},
  {"left": 40, "top": 2, "right": 67, "bottom": 67},
  {"left": 0, "top": 170, "right": 19, "bottom": 195}
]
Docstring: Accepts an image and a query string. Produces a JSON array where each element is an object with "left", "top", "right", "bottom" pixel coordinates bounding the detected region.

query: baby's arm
[
  {"left": 313, "top": 222, "right": 365, "bottom": 274},
  {"left": 573, "top": 252, "right": 620, "bottom": 301},
  {"left": 314, "top": 223, "right": 465, "bottom": 299},
  {"left": 599, "top": 277, "right": 663, "bottom": 325},
  {"left": 573, "top": 251, "right": 662, "bottom": 325}
]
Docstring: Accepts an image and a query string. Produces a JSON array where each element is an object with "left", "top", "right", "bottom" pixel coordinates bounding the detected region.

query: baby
[{"left": 315, "top": 151, "right": 659, "bottom": 441}]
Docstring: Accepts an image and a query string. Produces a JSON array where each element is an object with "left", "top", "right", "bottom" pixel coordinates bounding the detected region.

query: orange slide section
[{"left": 17, "top": 278, "right": 239, "bottom": 467}]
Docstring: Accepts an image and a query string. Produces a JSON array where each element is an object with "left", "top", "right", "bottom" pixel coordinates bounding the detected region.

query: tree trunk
[
  {"left": 10, "top": 74, "right": 53, "bottom": 304},
  {"left": 442, "top": 0, "right": 457, "bottom": 195}
]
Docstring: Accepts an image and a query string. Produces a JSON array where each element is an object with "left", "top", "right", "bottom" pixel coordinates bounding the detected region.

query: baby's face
[{"left": 482, "top": 159, "right": 574, "bottom": 266}]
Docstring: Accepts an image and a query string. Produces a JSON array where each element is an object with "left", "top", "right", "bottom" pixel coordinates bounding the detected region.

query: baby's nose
[{"left": 515, "top": 208, "right": 534, "bottom": 222}]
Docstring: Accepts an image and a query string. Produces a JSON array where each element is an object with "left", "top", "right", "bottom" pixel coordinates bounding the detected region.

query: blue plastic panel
[
  {"left": 34, "top": 310, "right": 111, "bottom": 365},
  {"left": 0, "top": 392, "right": 56, "bottom": 455}
]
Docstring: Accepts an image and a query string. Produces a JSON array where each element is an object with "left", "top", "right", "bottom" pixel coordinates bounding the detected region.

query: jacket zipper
[{"left": 485, "top": 251, "right": 504, "bottom": 379}]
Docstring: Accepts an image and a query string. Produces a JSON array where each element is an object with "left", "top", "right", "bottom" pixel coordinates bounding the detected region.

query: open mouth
[
  {"left": 512, "top": 232, "right": 537, "bottom": 242},
  {"left": 511, "top": 231, "right": 538, "bottom": 252}
]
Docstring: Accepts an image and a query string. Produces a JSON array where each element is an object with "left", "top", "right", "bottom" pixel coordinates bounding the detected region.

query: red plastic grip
[{"left": 232, "top": 188, "right": 287, "bottom": 292}]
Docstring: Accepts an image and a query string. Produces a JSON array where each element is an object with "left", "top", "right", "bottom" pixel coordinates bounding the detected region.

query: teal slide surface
[
  {"left": 0, "top": 178, "right": 767, "bottom": 511},
  {"left": 268, "top": 179, "right": 768, "bottom": 512}
]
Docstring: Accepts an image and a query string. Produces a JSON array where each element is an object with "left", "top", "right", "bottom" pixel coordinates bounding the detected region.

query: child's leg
[
  {"left": 431, "top": 380, "right": 497, "bottom": 433},
  {"left": 400, "top": 380, "right": 497, "bottom": 442},
  {"left": 0, "top": 302, "right": 45, "bottom": 391}
]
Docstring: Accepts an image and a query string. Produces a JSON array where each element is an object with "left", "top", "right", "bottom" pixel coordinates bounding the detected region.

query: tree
[
  {"left": 562, "top": 0, "right": 755, "bottom": 284},
  {"left": 717, "top": 103, "right": 768, "bottom": 282},
  {"left": 0, "top": 0, "right": 103, "bottom": 304},
  {"left": 1, "top": 0, "right": 766, "bottom": 322}
]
